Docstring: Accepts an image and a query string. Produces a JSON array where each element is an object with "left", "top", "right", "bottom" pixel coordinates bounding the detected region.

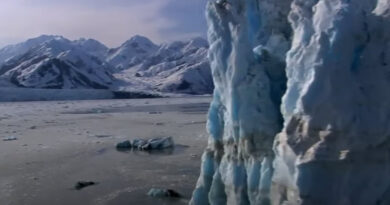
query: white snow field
[{"left": 0, "top": 97, "right": 211, "bottom": 205}]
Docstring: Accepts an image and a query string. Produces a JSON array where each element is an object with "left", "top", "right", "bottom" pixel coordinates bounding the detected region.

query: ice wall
[
  {"left": 193, "top": 0, "right": 390, "bottom": 204},
  {"left": 273, "top": 0, "right": 390, "bottom": 204},
  {"left": 190, "top": 0, "right": 291, "bottom": 204}
]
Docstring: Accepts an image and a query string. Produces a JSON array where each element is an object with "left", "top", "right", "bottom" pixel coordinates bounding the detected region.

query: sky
[{"left": 0, "top": 0, "right": 208, "bottom": 48}]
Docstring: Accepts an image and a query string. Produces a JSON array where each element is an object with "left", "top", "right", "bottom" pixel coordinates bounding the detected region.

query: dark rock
[
  {"left": 116, "top": 140, "right": 132, "bottom": 149},
  {"left": 74, "top": 181, "right": 97, "bottom": 190},
  {"left": 147, "top": 188, "right": 182, "bottom": 198}
]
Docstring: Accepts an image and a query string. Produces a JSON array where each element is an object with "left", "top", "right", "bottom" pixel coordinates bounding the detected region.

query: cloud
[
  {"left": 159, "top": 0, "right": 208, "bottom": 41},
  {"left": 0, "top": 0, "right": 206, "bottom": 48},
  {"left": 0, "top": 0, "right": 181, "bottom": 46}
]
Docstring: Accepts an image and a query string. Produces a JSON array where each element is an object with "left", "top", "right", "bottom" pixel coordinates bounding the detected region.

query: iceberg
[{"left": 192, "top": 0, "right": 390, "bottom": 204}]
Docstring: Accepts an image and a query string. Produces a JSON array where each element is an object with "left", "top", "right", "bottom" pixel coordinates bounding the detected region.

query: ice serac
[
  {"left": 191, "top": 0, "right": 291, "bottom": 204},
  {"left": 194, "top": 0, "right": 390, "bottom": 204},
  {"left": 273, "top": 0, "right": 390, "bottom": 204}
]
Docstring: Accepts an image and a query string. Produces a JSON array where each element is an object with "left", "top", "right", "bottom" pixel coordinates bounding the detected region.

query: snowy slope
[
  {"left": 0, "top": 35, "right": 213, "bottom": 94},
  {"left": 106, "top": 35, "right": 158, "bottom": 71},
  {"left": 73, "top": 38, "right": 108, "bottom": 60},
  {"left": 0, "top": 37, "right": 113, "bottom": 89},
  {"left": 114, "top": 37, "right": 213, "bottom": 94},
  {"left": 0, "top": 35, "right": 62, "bottom": 66}
]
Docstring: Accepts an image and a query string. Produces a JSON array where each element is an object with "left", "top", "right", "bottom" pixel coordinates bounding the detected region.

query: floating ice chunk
[
  {"left": 115, "top": 140, "right": 132, "bottom": 149},
  {"left": 147, "top": 188, "right": 181, "bottom": 198},
  {"left": 145, "top": 137, "right": 174, "bottom": 150},
  {"left": 131, "top": 139, "right": 148, "bottom": 149},
  {"left": 117, "top": 137, "right": 175, "bottom": 151},
  {"left": 2, "top": 136, "right": 17, "bottom": 141}
]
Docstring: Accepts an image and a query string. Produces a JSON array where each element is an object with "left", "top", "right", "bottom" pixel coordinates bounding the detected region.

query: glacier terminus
[{"left": 191, "top": 0, "right": 390, "bottom": 204}]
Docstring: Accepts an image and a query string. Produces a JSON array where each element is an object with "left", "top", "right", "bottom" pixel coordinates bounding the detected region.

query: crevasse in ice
[{"left": 192, "top": 0, "right": 390, "bottom": 204}]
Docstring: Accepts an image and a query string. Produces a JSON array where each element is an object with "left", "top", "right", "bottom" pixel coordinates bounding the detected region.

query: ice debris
[
  {"left": 2, "top": 136, "right": 18, "bottom": 141},
  {"left": 147, "top": 188, "right": 181, "bottom": 198},
  {"left": 116, "top": 137, "right": 174, "bottom": 151},
  {"left": 116, "top": 140, "right": 132, "bottom": 149}
]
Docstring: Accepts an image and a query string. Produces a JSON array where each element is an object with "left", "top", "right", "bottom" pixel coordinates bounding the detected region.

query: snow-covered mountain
[
  {"left": 0, "top": 35, "right": 61, "bottom": 66},
  {"left": 114, "top": 37, "right": 213, "bottom": 94},
  {"left": 73, "top": 38, "right": 109, "bottom": 60},
  {"left": 106, "top": 35, "right": 158, "bottom": 72},
  {"left": 0, "top": 35, "right": 213, "bottom": 94},
  {"left": 0, "top": 37, "right": 113, "bottom": 89}
]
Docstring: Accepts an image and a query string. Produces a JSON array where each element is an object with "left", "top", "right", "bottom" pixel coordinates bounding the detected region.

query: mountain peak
[
  {"left": 75, "top": 38, "right": 104, "bottom": 45},
  {"left": 25, "top": 35, "right": 65, "bottom": 44},
  {"left": 73, "top": 38, "right": 108, "bottom": 54},
  {"left": 122, "top": 35, "right": 156, "bottom": 48},
  {"left": 128, "top": 35, "right": 152, "bottom": 43},
  {"left": 187, "top": 37, "right": 208, "bottom": 48}
]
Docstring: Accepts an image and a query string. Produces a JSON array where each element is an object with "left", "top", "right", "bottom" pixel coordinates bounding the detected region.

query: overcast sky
[{"left": 0, "top": 0, "right": 208, "bottom": 48}]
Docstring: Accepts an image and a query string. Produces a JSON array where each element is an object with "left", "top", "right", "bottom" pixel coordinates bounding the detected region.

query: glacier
[
  {"left": 191, "top": 0, "right": 291, "bottom": 204},
  {"left": 192, "top": 0, "right": 390, "bottom": 204}
]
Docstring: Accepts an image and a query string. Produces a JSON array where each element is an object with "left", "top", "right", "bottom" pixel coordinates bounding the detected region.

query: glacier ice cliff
[
  {"left": 274, "top": 0, "right": 390, "bottom": 204},
  {"left": 191, "top": 0, "right": 291, "bottom": 204},
  {"left": 192, "top": 0, "right": 390, "bottom": 204}
]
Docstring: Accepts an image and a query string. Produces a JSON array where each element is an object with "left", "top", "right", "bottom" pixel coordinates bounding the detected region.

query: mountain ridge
[{"left": 0, "top": 35, "right": 213, "bottom": 94}]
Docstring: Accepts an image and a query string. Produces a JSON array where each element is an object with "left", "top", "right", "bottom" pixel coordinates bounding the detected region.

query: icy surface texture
[
  {"left": 273, "top": 0, "right": 390, "bottom": 204},
  {"left": 191, "top": 0, "right": 291, "bottom": 204},
  {"left": 194, "top": 0, "right": 390, "bottom": 204}
]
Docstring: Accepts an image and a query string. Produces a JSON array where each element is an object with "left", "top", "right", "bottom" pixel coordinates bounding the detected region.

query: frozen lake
[{"left": 0, "top": 97, "right": 211, "bottom": 205}]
